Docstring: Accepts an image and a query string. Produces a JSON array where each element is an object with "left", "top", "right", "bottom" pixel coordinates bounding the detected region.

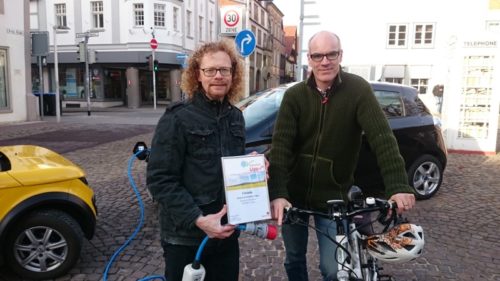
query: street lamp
[
  {"left": 297, "top": 0, "right": 320, "bottom": 81},
  {"left": 53, "top": 25, "right": 70, "bottom": 123}
]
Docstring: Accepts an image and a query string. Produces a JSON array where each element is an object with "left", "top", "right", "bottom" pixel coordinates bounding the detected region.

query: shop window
[
  {"left": 411, "top": 78, "right": 429, "bottom": 94},
  {"left": 103, "top": 69, "right": 124, "bottom": 99}
]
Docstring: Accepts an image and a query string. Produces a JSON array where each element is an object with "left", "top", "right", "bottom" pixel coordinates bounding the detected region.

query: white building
[
  {"left": 29, "top": 0, "right": 218, "bottom": 109},
  {"left": 296, "top": 0, "right": 500, "bottom": 154},
  {"left": 0, "top": 0, "right": 37, "bottom": 123}
]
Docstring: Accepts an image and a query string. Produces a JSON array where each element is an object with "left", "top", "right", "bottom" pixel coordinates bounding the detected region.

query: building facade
[
  {"left": 0, "top": 0, "right": 36, "bottom": 123},
  {"left": 283, "top": 25, "right": 297, "bottom": 82},
  {"left": 30, "top": 0, "right": 218, "bottom": 109}
]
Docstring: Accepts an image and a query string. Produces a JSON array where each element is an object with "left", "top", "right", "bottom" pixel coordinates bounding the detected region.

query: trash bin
[{"left": 34, "top": 92, "right": 58, "bottom": 116}]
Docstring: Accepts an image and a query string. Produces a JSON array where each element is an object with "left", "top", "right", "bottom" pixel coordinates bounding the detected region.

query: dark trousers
[{"left": 161, "top": 235, "right": 239, "bottom": 281}]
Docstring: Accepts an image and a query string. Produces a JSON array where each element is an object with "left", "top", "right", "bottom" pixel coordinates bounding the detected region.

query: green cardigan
[{"left": 268, "top": 71, "right": 413, "bottom": 212}]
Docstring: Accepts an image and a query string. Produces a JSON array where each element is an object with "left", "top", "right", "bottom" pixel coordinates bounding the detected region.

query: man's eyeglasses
[
  {"left": 200, "top": 67, "right": 233, "bottom": 77},
  {"left": 309, "top": 51, "right": 341, "bottom": 62}
]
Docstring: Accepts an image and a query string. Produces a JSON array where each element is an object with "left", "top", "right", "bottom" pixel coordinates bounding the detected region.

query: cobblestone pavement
[{"left": 1, "top": 109, "right": 499, "bottom": 281}]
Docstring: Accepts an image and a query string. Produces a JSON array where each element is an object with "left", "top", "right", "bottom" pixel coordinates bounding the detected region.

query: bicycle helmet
[{"left": 365, "top": 223, "right": 424, "bottom": 263}]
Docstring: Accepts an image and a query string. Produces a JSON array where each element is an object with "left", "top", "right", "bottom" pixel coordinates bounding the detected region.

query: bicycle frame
[{"left": 334, "top": 211, "right": 379, "bottom": 281}]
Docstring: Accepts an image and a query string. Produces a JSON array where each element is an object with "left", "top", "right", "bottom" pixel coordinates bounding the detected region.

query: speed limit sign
[
  {"left": 220, "top": 5, "right": 243, "bottom": 34},
  {"left": 224, "top": 10, "right": 239, "bottom": 27}
]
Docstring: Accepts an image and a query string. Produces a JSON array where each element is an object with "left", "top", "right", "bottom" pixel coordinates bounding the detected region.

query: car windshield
[{"left": 240, "top": 87, "right": 287, "bottom": 128}]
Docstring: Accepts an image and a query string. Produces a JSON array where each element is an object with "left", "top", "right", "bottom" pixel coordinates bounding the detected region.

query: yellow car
[{"left": 0, "top": 145, "right": 97, "bottom": 280}]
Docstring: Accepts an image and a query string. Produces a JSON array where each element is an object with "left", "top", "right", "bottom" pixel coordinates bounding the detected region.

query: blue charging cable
[{"left": 102, "top": 151, "right": 165, "bottom": 281}]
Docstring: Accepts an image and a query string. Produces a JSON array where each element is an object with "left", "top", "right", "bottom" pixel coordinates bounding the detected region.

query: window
[
  {"left": 414, "top": 24, "right": 434, "bottom": 47},
  {"left": 254, "top": 4, "right": 259, "bottom": 22},
  {"left": 373, "top": 90, "right": 403, "bottom": 117},
  {"left": 384, "top": 77, "right": 403, "bottom": 84},
  {"left": 154, "top": 4, "right": 165, "bottom": 27},
  {"left": 199, "top": 16, "right": 203, "bottom": 41},
  {"left": 133, "top": 3, "right": 144, "bottom": 27},
  {"left": 411, "top": 78, "right": 429, "bottom": 94},
  {"left": 30, "top": 0, "right": 39, "bottom": 29},
  {"left": 187, "top": 10, "right": 192, "bottom": 37},
  {"left": 209, "top": 20, "right": 213, "bottom": 41},
  {"left": 91, "top": 1, "right": 104, "bottom": 29},
  {"left": 387, "top": 24, "right": 408, "bottom": 48},
  {"left": 54, "top": 4, "right": 67, "bottom": 28},
  {"left": 0, "top": 49, "right": 9, "bottom": 109},
  {"left": 173, "top": 7, "right": 179, "bottom": 31},
  {"left": 0, "top": 0, "right": 4, "bottom": 14},
  {"left": 486, "top": 20, "right": 500, "bottom": 32}
]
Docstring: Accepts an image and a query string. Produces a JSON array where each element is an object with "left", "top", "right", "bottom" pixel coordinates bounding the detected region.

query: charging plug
[
  {"left": 181, "top": 262, "right": 206, "bottom": 281},
  {"left": 133, "top": 141, "right": 150, "bottom": 161}
]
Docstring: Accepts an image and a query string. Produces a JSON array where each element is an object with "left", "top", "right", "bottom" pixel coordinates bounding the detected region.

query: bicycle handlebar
[{"left": 283, "top": 197, "right": 398, "bottom": 225}]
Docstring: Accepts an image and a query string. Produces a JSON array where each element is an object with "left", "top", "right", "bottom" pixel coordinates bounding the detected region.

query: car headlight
[{"left": 79, "top": 177, "right": 89, "bottom": 186}]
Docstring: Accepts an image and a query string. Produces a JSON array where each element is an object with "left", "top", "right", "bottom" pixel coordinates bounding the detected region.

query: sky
[
  {"left": 271, "top": 0, "right": 324, "bottom": 68},
  {"left": 272, "top": 0, "right": 301, "bottom": 26}
]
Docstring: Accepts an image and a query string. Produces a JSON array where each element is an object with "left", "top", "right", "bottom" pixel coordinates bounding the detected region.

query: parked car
[
  {"left": 0, "top": 145, "right": 97, "bottom": 280},
  {"left": 238, "top": 81, "right": 447, "bottom": 199}
]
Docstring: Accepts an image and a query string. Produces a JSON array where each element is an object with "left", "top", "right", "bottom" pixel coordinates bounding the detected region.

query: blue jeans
[{"left": 282, "top": 213, "right": 338, "bottom": 281}]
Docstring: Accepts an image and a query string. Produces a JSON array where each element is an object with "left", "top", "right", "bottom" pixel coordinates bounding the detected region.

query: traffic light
[
  {"left": 153, "top": 60, "right": 159, "bottom": 72},
  {"left": 147, "top": 55, "right": 153, "bottom": 71},
  {"left": 77, "top": 42, "right": 85, "bottom": 61}
]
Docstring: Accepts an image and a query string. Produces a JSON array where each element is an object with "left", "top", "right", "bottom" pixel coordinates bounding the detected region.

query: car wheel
[
  {"left": 5, "top": 209, "right": 84, "bottom": 280},
  {"left": 407, "top": 154, "right": 443, "bottom": 200}
]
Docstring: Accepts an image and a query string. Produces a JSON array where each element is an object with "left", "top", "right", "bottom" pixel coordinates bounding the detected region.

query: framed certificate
[{"left": 221, "top": 154, "right": 271, "bottom": 225}]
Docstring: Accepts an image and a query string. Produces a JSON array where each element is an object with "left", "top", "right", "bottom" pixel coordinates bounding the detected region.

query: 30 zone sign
[
  {"left": 224, "top": 10, "right": 239, "bottom": 27},
  {"left": 220, "top": 5, "right": 243, "bottom": 34}
]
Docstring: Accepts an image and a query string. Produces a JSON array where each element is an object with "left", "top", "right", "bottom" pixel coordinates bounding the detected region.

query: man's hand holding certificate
[{"left": 221, "top": 154, "right": 271, "bottom": 225}]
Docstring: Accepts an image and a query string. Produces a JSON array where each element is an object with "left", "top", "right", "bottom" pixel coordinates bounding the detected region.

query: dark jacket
[
  {"left": 268, "top": 70, "right": 413, "bottom": 212},
  {"left": 147, "top": 92, "right": 245, "bottom": 245}
]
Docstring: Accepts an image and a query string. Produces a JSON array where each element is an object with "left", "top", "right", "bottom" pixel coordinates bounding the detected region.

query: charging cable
[{"left": 102, "top": 150, "right": 165, "bottom": 281}]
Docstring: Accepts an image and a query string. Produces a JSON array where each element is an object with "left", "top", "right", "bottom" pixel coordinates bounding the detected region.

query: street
[{"left": 0, "top": 108, "right": 499, "bottom": 281}]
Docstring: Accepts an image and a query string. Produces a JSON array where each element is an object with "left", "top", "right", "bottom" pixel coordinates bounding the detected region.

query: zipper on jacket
[
  {"left": 306, "top": 98, "right": 328, "bottom": 208},
  {"left": 216, "top": 116, "right": 224, "bottom": 156}
]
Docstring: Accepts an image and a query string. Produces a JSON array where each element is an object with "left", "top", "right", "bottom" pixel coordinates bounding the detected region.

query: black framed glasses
[
  {"left": 309, "top": 51, "right": 341, "bottom": 62},
  {"left": 200, "top": 67, "right": 233, "bottom": 77}
]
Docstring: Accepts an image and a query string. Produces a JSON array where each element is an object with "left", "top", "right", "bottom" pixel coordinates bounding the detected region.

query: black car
[{"left": 238, "top": 81, "right": 447, "bottom": 199}]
